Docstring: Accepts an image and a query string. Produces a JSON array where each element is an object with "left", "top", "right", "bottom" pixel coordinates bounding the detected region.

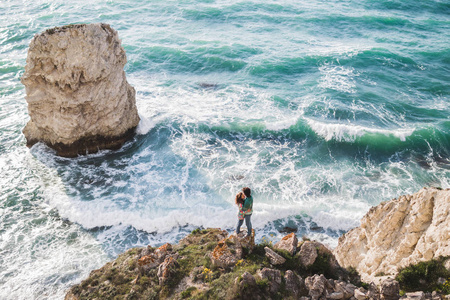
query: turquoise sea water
[{"left": 1, "top": 0, "right": 449, "bottom": 298}]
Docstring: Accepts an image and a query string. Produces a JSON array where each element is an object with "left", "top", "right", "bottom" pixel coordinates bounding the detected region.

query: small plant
[
  {"left": 396, "top": 256, "right": 450, "bottom": 292},
  {"left": 346, "top": 266, "right": 368, "bottom": 288},
  {"left": 375, "top": 271, "right": 387, "bottom": 277},
  {"left": 235, "top": 259, "right": 244, "bottom": 267},
  {"left": 256, "top": 278, "right": 269, "bottom": 289},
  {"left": 261, "top": 236, "right": 273, "bottom": 247},
  {"left": 202, "top": 267, "right": 213, "bottom": 282},
  {"left": 225, "top": 239, "right": 235, "bottom": 246},
  {"left": 181, "top": 286, "right": 197, "bottom": 298},
  {"left": 192, "top": 228, "right": 201, "bottom": 234},
  {"left": 206, "top": 242, "right": 216, "bottom": 250},
  {"left": 439, "top": 278, "right": 450, "bottom": 294},
  {"left": 307, "top": 252, "right": 336, "bottom": 279}
]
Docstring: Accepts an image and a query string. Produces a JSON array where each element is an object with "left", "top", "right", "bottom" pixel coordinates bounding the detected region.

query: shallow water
[{"left": 1, "top": 0, "right": 449, "bottom": 298}]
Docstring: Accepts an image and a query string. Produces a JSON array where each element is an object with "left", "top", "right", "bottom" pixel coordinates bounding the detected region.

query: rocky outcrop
[
  {"left": 65, "top": 229, "right": 356, "bottom": 300},
  {"left": 65, "top": 227, "right": 449, "bottom": 300},
  {"left": 210, "top": 230, "right": 255, "bottom": 269},
  {"left": 334, "top": 187, "right": 450, "bottom": 282},
  {"left": 274, "top": 232, "right": 298, "bottom": 255},
  {"left": 257, "top": 268, "right": 282, "bottom": 293},
  {"left": 298, "top": 241, "right": 318, "bottom": 267},
  {"left": 22, "top": 23, "right": 140, "bottom": 157},
  {"left": 264, "top": 246, "right": 286, "bottom": 265}
]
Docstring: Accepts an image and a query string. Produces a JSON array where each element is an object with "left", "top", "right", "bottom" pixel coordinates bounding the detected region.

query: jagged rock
[
  {"left": 237, "top": 271, "right": 256, "bottom": 287},
  {"left": 157, "top": 256, "right": 179, "bottom": 286},
  {"left": 445, "top": 259, "right": 450, "bottom": 271},
  {"left": 209, "top": 230, "right": 255, "bottom": 269},
  {"left": 368, "top": 282, "right": 381, "bottom": 300},
  {"left": 334, "top": 188, "right": 450, "bottom": 282},
  {"left": 235, "top": 229, "right": 255, "bottom": 251},
  {"left": 284, "top": 270, "right": 308, "bottom": 297},
  {"left": 235, "top": 271, "right": 262, "bottom": 300},
  {"left": 305, "top": 274, "right": 332, "bottom": 300},
  {"left": 328, "top": 291, "right": 345, "bottom": 299},
  {"left": 380, "top": 279, "right": 400, "bottom": 300},
  {"left": 334, "top": 280, "right": 357, "bottom": 299},
  {"left": 404, "top": 291, "right": 425, "bottom": 300},
  {"left": 138, "top": 243, "right": 172, "bottom": 272},
  {"left": 21, "top": 23, "right": 140, "bottom": 157},
  {"left": 64, "top": 292, "right": 78, "bottom": 300},
  {"left": 274, "top": 232, "right": 298, "bottom": 256},
  {"left": 257, "top": 268, "right": 282, "bottom": 294},
  {"left": 298, "top": 241, "right": 318, "bottom": 267},
  {"left": 211, "top": 238, "right": 238, "bottom": 269},
  {"left": 355, "top": 287, "right": 368, "bottom": 300},
  {"left": 264, "top": 246, "right": 286, "bottom": 265}
]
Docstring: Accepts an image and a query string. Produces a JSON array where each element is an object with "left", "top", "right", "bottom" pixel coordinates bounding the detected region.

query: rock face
[
  {"left": 334, "top": 187, "right": 450, "bottom": 282},
  {"left": 210, "top": 231, "right": 255, "bottom": 269},
  {"left": 21, "top": 23, "right": 140, "bottom": 157},
  {"left": 264, "top": 246, "right": 286, "bottom": 265},
  {"left": 298, "top": 241, "right": 318, "bottom": 267},
  {"left": 274, "top": 232, "right": 298, "bottom": 255}
]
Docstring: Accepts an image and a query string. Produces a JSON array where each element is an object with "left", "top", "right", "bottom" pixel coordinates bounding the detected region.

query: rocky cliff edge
[{"left": 334, "top": 187, "right": 450, "bottom": 283}]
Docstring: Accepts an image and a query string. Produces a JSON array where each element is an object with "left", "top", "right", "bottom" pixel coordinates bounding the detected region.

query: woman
[
  {"left": 235, "top": 192, "right": 246, "bottom": 223},
  {"left": 236, "top": 187, "right": 253, "bottom": 237}
]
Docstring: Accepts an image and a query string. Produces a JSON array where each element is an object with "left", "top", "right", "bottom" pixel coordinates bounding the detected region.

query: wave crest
[{"left": 306, "top": 118, "right": 415, "bottom": 142}]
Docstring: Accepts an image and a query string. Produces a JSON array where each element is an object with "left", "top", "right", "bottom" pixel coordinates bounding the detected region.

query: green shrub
[
  {"left": 439, "top": 278, "right": 450, "bottom": 294},
  {"left": 181, "top": 286, "right": 197, "bottom": 298},
  {"left": 396, "top": 257, "right": 450, "bottom": 292},
  {"left": 256, "top": 278, "right": 269, "bottom": 289},
  {"left": 307, "top": 252, "right": 336, "bottom": 279}
]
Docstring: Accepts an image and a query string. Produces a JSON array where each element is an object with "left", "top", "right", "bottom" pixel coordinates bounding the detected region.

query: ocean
[{"left": 0, "top": 0, "right": 449, "bottom": 298}]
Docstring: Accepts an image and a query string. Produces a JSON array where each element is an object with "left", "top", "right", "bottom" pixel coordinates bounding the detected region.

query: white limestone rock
[
  {"left": 22, "top": 23, "right": 140, "bottom": 157},
  {"left": 334, "top": 187, "right": 450, "bottom": 283}
]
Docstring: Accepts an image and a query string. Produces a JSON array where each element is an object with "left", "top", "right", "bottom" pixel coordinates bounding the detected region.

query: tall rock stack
[
  {"left": 21, "top": 23, "right": 140, "bottom": 157},
  {"left": 333, "top": 187, "right": 450, "bottom": 283}
]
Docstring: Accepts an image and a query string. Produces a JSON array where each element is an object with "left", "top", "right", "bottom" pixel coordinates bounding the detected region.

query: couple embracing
[{"left": 235, "top": 187, "right": 253, "bottom": 237}]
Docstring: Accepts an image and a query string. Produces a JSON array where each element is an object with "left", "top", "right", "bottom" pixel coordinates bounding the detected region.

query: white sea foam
[
  {"left": 306, "top": 118, "right": 415, "bottom": 142},
  {"left": 318, "top": 64, "right": 358, "bottom": 93},
  {"left": 265, "top": 116, "right": 299, "bottom": 131},
  {"left": 0, "top": 148, "right": 108, "bottom": 300},
  {"left": 136, "top": 114, "right": 156, "bottom": 135}
]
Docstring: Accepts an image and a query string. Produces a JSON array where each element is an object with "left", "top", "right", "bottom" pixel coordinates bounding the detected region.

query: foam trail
[{"left": 306, "top": 118, "right": 415, "bottom": 142}]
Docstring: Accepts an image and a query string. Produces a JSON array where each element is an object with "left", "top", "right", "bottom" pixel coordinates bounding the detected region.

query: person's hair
[
  {"left": 235, "top": 192, "right": 245, "bottom": 205},
  {"left": 242, "top": 187, "right": 251, "bottom": 198}
]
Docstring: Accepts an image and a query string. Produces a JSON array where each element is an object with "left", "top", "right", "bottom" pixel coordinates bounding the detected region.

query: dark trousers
[{"left": 236, "top": 214, "right": 252, "bottom": 236}]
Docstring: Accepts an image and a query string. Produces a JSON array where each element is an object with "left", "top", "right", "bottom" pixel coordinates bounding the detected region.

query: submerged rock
[
  {"left": 22, "top": 23, "right": 140, "bottom": 157},
  {"left": 334, "top": 187, "right": 450, "bottom": 283}
]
